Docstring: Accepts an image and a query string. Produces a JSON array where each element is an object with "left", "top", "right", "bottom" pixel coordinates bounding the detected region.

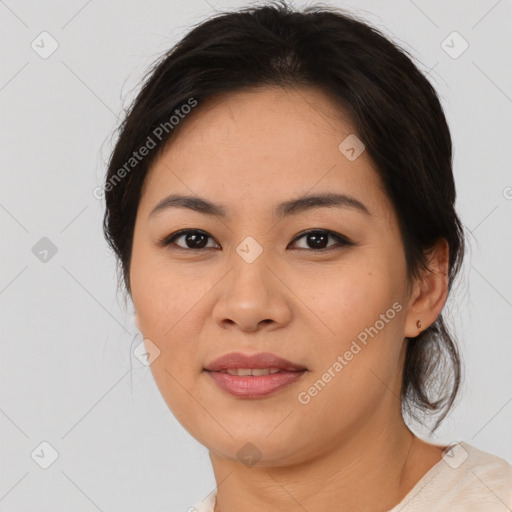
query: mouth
[{"left": 203, "top": 352, "right": 307, "bottom": 398}]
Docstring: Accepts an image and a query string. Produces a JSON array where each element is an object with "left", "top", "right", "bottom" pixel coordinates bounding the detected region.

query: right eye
[{"left": 157, "top": 229, "right": 220, "bottom": 250}]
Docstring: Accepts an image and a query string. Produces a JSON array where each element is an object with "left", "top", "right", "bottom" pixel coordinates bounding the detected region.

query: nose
[{"left": 212, "top": 254, "right": 292, "bottom": 333}]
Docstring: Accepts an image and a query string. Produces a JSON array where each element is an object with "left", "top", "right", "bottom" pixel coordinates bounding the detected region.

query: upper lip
[{"left": 204, "top": 352, "right": 307, "bottom": 372}]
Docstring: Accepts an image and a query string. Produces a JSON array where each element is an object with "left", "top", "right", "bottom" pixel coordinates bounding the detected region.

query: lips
[
  {"left": 203, "top": 352, "right": 307, "bottom": 398},
  {"left": 203, "top": 352, "right": 307, "bottom": 372}
]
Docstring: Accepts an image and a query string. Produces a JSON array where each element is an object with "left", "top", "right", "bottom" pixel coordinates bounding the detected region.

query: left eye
[
  {"left": 158, "top": 229, "right": 353, "bottom": 251},
  {"left": 289, "top": 230, "right": 353, "bottom": 251}
]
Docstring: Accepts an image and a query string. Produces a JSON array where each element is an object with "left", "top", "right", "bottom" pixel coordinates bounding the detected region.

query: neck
[{"left": 209, "top": 407, "right": 442, "bottom": 512}]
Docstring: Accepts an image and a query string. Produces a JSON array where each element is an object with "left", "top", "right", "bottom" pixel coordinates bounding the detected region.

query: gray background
[{"left": 1, "top": 0, "right": 511, "bottom": 510}]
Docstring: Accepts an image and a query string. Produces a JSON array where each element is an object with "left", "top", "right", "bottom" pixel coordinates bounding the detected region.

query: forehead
[{"left": 139, "top": 86, "right": 390, "bottom": 219}]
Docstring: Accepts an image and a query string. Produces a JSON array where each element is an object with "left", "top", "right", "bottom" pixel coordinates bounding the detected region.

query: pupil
[
  {"left": 308, "top": 232, "right": 328, "bottom": 249},
  {"left": 187, "top": 232, "right": 208, "bottom": 248}
]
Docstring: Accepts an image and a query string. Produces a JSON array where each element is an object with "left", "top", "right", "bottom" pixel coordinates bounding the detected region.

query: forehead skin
[{"left": 137, "top": 86, "right": 396, "bottom": 232}]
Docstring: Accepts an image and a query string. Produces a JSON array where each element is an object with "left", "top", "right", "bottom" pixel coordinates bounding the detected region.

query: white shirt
[{"left": 187, "top": 442, "right": 512, "bottom": 511}]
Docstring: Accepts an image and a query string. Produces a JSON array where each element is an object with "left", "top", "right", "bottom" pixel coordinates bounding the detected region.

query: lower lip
[{"left": 205, "top": 370, "right": 306, "bottom": 398}]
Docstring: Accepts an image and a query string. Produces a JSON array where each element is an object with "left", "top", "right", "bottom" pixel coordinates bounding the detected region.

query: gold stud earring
[{"left": 416, "top": 319, "right": 422, "bottom": 329}]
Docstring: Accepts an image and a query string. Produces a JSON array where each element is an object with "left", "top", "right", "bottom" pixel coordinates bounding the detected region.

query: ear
[{"left": 404, "top": 238, "right": 450, "bottom": 338}]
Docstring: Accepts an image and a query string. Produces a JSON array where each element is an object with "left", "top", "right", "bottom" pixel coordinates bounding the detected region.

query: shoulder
[
  {"left": 431, "top": 441, "right": 512, "bottom": 511},
  {"left": 453, "top": 442, "right": 512, "bottom": 489},
  {"left": 390, "top": 441, "right": 512, "bottom": 511}
]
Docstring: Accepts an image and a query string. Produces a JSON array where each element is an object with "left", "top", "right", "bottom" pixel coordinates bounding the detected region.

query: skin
[{"left": 130, "top": 86, "right": 451, "bottom": 512}]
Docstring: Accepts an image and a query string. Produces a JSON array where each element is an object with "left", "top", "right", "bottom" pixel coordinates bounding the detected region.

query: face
[{"left": 130, "top": 86, "right": 416, "bottom": 466}]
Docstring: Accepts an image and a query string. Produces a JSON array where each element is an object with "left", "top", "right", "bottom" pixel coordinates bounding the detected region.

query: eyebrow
[{"left": 149, "top": 192, "right": 371, "bottom": 219}]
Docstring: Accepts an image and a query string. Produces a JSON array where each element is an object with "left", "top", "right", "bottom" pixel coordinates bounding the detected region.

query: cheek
[
  {"left": 130, "top": 257, "right": 199, "bottom": 382},
  {"left": 134, "top": 278, "right": 206, "bottom": 373},
  {"left": 131, "top": 251, "right": 204, "bottom": 334},
  {"left": 304, "top": 263, "right": 394, "bottom": 341},
  {"left": 298, "top": 265, "right": 406, "bottom": 403}
]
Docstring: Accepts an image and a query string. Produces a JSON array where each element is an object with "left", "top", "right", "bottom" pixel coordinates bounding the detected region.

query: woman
[{"left": 101, "top": 1, "right": 512, "bottom": 510}]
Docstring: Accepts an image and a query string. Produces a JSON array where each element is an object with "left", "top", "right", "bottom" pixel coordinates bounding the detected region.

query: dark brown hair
[{"left": 102, "top": 0, "right": 466, "bottom": 432}]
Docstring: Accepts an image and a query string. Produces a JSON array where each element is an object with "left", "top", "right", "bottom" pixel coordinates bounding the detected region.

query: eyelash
[{"left": 157, "top": 229, "right": 354, "bottom": 253}]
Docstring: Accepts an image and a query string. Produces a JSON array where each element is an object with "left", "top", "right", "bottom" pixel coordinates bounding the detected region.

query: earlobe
[{"left": 404, "top": 238, "right": 450, "bottom": 338}]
